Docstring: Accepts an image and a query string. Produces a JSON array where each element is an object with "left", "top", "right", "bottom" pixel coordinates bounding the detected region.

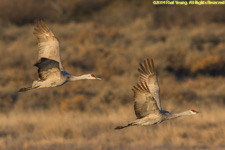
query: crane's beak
[
  {"left": 191, "top": 109, "right": 199, "bottom": 114},
  {"left": 90, "top": 74, "right": 102, "bottom": 80}
]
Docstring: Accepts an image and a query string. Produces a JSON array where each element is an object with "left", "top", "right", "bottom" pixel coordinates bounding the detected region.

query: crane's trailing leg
[
  {"left": 18, "top": 80, "right": 41, "bottom": 92},
  {"left": 115, "top": 122, "right": 135, "bottom": 130},
  {"left": 18, "top": 86, "right": 40, "bottom": 92}
]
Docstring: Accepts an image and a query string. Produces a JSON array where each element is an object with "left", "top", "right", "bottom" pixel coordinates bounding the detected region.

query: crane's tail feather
[
  {"left": 115, "top": 123, "right": 134, "bottom": 130},
  {"left": 18, "top": 86, "right": 39, "bottom": 92}
]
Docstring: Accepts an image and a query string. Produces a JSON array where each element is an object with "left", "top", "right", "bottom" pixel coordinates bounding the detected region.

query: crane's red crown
[{"left": 91, "top": 74, "right": 95, "bottom": 77}]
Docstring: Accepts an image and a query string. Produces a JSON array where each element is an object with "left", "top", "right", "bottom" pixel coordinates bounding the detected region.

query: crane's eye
[{"left": 91, "top": 74, "right": 95, "bottom": 77}]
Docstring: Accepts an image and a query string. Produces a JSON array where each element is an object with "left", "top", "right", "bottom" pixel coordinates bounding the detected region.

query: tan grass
[{"left": 0, "top": 103, "right": 225, "bottom": 150}]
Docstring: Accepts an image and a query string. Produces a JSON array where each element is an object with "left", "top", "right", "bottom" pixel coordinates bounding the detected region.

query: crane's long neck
[
  {"left": 165, "top": 110, "right": 193, "bottom": 120},
  {"left": 68, "top": 74, "right": 89, "bottom": 81}
]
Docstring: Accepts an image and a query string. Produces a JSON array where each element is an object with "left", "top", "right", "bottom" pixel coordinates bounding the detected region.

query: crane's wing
[
  {"left": 132, "top": 82, "right": 160, "bottom": 119},
  {"left": 34, "top": 58, "right": 63, "bottom": 80},
  {"left": 33, "top": 21, "right": 64, "bottom": 71},
  {"left": 138, "top": 58, "right": 162, "bottom": 110}
]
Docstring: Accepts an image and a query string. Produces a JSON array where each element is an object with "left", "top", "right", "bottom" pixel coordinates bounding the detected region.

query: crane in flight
[
  {"left": 19, "top": 21, "right": 101, "bottom": 92},
  {"left": 115, "top": 58, "right": 199, "bottom": 129}
]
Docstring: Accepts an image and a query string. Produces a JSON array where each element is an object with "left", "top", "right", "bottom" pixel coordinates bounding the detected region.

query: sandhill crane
[
  {"left": 19, "top": 21, "right": 101, "bottom": 92},
  {"left": 115, "top": 58, "right": 198, "bottom": 129}
]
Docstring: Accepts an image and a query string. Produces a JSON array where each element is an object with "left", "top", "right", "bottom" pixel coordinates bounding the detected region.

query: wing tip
[
  {"left": 33, "top": 20, "right": 50, "bottom": 36},
  {"left": 138, "top": 58, "right": 155, "bottom": 75}
]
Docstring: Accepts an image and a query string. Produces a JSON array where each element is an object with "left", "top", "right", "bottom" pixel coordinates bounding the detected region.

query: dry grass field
[
  {"left": 0, "top": 105, "right": 225, "bottom": 150},
  {"left": 0, "top": 0, "right": 225, "bottom": 150}
]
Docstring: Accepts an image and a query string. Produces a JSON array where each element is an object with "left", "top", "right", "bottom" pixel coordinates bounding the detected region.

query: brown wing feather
[
  {"left": 132, "top": 82, "right": 160, "bottom": 119},
  {"left": 33, "top": 21, "right": 64, "bottom": 71},
  {"left": 138, "top": 58, "right": 162, "bottom": 110}
]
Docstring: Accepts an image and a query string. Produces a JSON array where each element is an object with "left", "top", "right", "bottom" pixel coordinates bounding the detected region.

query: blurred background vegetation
[{"left": 0, "top": 0, "right": 225, "bottom": 149}]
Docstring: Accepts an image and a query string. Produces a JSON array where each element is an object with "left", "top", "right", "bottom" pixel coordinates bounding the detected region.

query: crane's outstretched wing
[
  {"left": 34, "top": 58, "right": 62, "bottom": 80},
  {"left": 138, "top": 58, "right": 162, "bottom": 110},
  {"left": 132, "top": 82, "right": 160, "bottom": 119},
  {"left": 33, "top": 21, "right": 64, "bottom": 71}
]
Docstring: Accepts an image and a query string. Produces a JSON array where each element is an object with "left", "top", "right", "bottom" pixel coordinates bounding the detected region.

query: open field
[
  {"left": 0, "top": 1, "right": 225, "bottom": 150},
  {"left": 0, "top": 104, "right": 225, "bottom": 150}
]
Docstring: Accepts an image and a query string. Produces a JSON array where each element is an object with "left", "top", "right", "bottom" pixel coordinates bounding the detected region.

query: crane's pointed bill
[
  {"left": 191, "top": 109, "right": 199, "bottom": 113},
  {"left": 91, "top": 74, "right": 102, "bottom": 80}
]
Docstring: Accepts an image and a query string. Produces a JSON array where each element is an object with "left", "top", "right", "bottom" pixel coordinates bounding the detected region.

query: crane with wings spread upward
[
  {"left": 19, "top": 21, "right": 101, "bottom": 92},
  {"left": 115, "top": 58, "right": 198, "bottom": 129}
]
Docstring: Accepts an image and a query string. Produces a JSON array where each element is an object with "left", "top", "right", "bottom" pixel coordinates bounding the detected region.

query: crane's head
[
  {"left": 87, "top": 74, "right": 102, "bottom": 80},
  {"left": 190, "top": 109, "right": 199, "bottom": 114}
]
